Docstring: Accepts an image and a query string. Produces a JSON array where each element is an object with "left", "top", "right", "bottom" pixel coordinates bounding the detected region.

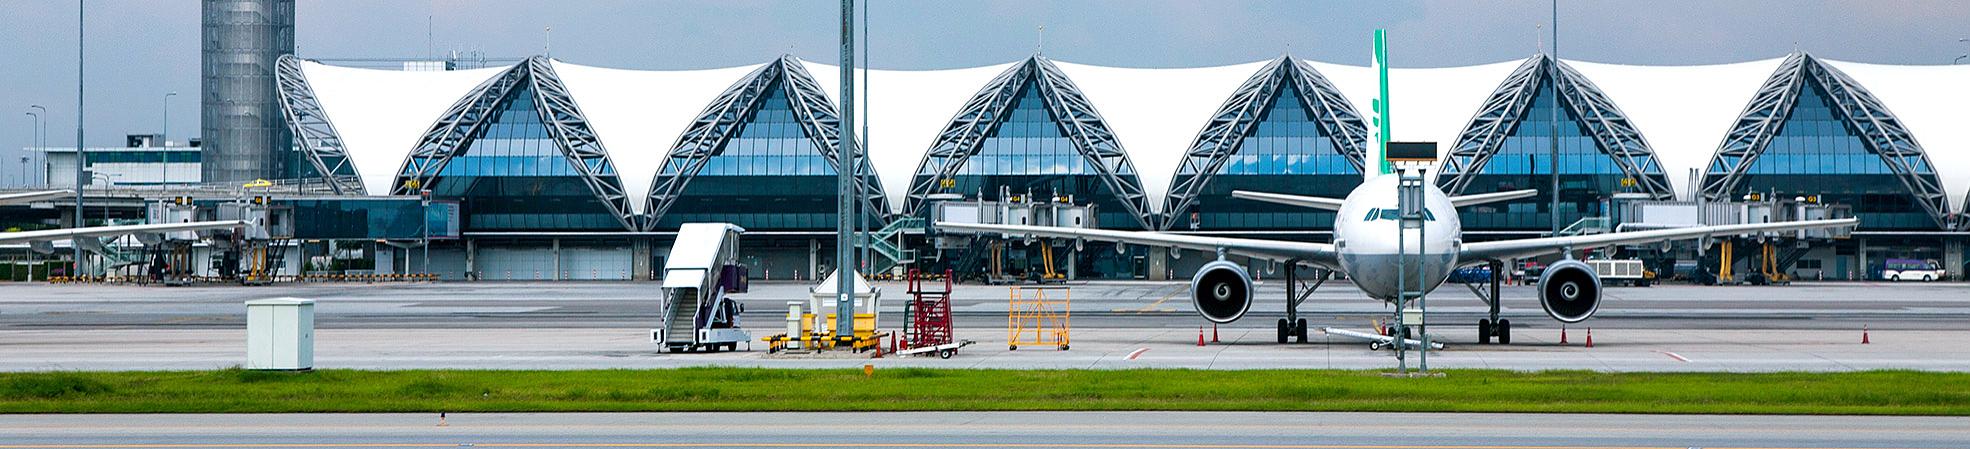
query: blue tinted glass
[
  {"left": 1458, "top": 76, "right": 1658, "bottom": 230},
  {"left": 1180, "top": 81, "right": 1361, "bottom": 230},
  {"left": 427, "top": 84, "right": 623, "bottom": 231},
  {"left": 656, "top": 83, "right": 880, "bottom": 231},
  {"left": 915, "top": 79, "right": 1143, "bottom": 229},
  {"left": 1728, "top": 81, "right": 1934, "bottom": 229}
]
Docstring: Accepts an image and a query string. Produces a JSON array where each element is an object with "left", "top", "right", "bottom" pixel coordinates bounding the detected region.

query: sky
[{"left": 3, "top": 0, "right": 1968, "bottom": 186}]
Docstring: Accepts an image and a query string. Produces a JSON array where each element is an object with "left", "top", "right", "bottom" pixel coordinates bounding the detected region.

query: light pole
[
  {"left": 834, "top": 0, "right": 858, "bottom": 337},
  {"left": 1956, "top": 38, "right": 1968, "bottom": 65},
  {"left": 73, "top": 0, "right": 87, "bottom": 279},
  {"left": 30, "top": 104, "right": 46, "bottom": 186},
  {"left": 1548, "top": 0, "right": 1561, "bottom": 236},
  {"left": 163, "top": 91, "right": 176, "bottom": 188},
  {"left": 23, "top": 111, "right": 38, "bottom": 188}
]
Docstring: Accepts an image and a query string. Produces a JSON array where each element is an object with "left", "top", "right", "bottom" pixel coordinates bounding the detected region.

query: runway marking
[
  {"left": 0, "top": 443, "right": 1923, "bottom": 449},
  {"left": 1125, "top": 347, "right": 1150, "bottom": 360},
  {"left": 1115, "top": 288, "right": 1182, "bottom": 314},
  {"left": 1654, "top": 350, "right": 1691, "bottom": 363}
]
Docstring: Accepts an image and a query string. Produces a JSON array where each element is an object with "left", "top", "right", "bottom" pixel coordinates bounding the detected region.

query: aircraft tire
[{"left": 1497, "top": 319, "right": 1512, "bottom": 345}]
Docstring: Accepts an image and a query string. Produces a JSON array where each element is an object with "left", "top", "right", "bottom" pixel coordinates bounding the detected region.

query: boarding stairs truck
[{"left": 653, "top": 223, "right": 751, "bottom": 353}]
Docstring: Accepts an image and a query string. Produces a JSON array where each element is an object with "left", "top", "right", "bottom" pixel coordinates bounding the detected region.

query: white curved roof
[
  {"left": 1569, "top": 58, "right": 1785, "bottom": 200},
  {"left": 801, "top": 61, "right": 1019, "bottom": 211},
  {"left": 297, "top": 54, "right": 1970, "bottom": 218},
  {"left": 1052, "top": 60, "right": 1273, "bottom": 213},
  {"left": 1306, "top": 58, "right": 1526, "bottom": 170},
  {"left": 550, "top": 60, "right": 764, "bottom": 211},
  {"left": 1821, "top": 59, "right": 1970, "bottom": 214},
  {"left": 300, "top": 61, "right": 509, "bottom": 195}
]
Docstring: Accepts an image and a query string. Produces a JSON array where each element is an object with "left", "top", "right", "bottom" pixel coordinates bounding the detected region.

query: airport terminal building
[{"left": 238, "top": 50, "right": 1970, "bottom": 282}]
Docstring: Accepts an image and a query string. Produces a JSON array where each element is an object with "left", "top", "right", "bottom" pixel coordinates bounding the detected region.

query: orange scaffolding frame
[{"left": 1008, "top": 286, "right": 1070, "bottom": 351}]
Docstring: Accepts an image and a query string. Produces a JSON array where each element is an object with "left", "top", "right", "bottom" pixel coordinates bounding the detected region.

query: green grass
[{"left": 1, "top": 368, "right": 1966, "bottom": 415}]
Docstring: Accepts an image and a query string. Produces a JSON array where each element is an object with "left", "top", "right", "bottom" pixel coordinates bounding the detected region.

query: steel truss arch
[
  {"left": 640, "top": 55, "right": 891, "bottom": 231},
  {"left": 394, "top": 56, "right": 638, "bottom": 230},
  {"left": 273, "top": 55, "right": 361, "bottom": 194},
  {"left": 1701, "top": 53, "right": 1951, "bottom": 229},
  {"left": 903, "top": 56, "right": 1156, "bottom": 229},
  {"left": 1436, "top": 55, "right": 1675, "bottom": 200},
  {"left": 1158, "top": 57, "right": 1371, "bottom": 230}
]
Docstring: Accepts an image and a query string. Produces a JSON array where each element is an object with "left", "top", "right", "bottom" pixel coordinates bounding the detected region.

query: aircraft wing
[
  {"left": 1229, "top": 191, "right": 1345, "bottom": 211},
  {"left": 1449, "top": 189, "right": 1539, "bottom": 208},
  {"left": 936, "top": 222, "right": 1339, "bottom": 268},
  {"left": 0, "top": 220, "right": 249, "bottom": 245},
  {"left": 1458, "top": 218, "right": 1859, "bottom": 262},
  {"left": 0, "top": 190, "right": 74, "bottom": 206}
]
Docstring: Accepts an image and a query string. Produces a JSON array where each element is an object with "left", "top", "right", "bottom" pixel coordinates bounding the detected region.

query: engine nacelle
[
  {"left": 1537, "top": 259, "right": 1603, "bottom": 323},
  {"left": 1190, "top": 260, "right": 1253, "bottom": 323}
]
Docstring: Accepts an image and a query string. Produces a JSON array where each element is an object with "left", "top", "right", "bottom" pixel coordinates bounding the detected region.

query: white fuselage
[{"left": 1332, "top": 175, "right": 1463, "bottom": 301}]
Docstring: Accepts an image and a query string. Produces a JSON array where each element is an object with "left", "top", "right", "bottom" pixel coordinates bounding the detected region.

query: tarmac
[
  {"left": 1, "top": 411, "right": 1966, "bottom": 448},
  {"left": 1, "top": 280, "right": 1967, "bottom": 372}
]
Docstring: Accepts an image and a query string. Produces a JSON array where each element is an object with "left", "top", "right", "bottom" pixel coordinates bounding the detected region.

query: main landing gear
[
  {"left": 1277, "top": 259, "right": 1323, "bottom": 343},
  {"left": 1465, "top": 259, "right": 1512, "bottom": 344}
]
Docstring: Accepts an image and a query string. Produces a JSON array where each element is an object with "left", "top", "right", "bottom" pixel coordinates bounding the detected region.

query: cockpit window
[{"left": 1363, "top": 207, "right": 1435, "bottom": 222}]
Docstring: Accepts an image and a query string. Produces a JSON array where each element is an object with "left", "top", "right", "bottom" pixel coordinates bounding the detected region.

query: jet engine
[
  {"left": 1190, "top": 260, "right": 1254, "bottom": 323},
  {"left": 1537, "top": 259, "right": 1602, "bottom": 323}
]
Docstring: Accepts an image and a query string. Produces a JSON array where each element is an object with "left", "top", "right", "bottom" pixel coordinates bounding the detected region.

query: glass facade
[
  {"left": 427, "top": 84, "right": 624, "bottom": 231},
  {"left": 1454, "top": 76, "right": 1651, "bottom": 231},
  {"left": 653, "top": 82, "right": 880, "bottom": 230},
  {"left": 1179, "top": 81, "right": 1359, "bottom": 230},
  {"left": 288, "top": 198, "right": 429, "bottom": 239},
  {"left": 1723, "top": 81, "right": 1936, "bottom": 229},
  {"left": 916, "top": 79, "right": 1144, "bottom": 230}
]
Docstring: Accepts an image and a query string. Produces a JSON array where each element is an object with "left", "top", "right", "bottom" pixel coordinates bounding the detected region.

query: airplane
[
  {"left": 935, "top": 30, "right": 1859, "bottom": 346},
  {"left": 0, "top": 190, "right": 248, "bottom": 247},
  {"left": 939, "top": 175, "right": 1855, "bottom": 345}
]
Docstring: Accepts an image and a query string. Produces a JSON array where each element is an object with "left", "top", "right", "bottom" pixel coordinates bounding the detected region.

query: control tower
[{"left": 201, "top": 0, "right": 295, "bottom": 183}]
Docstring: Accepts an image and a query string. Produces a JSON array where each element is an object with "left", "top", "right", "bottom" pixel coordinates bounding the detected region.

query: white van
[{"left": 1883, "top": 259, "right": 1945, "bottom": 282}]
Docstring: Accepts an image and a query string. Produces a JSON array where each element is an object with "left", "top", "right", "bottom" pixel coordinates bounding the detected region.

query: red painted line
[
  {"left": 1125, "top": 348, "right": 1150, "bottom": 360},
  {"left": 1654, "top": 350, "right": 1691, "bottom": 363}
]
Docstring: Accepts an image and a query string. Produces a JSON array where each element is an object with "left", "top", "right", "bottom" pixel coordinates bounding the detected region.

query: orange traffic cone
[
  {"left": 1862, "top": 325, "right": 1870, "bottom": 344},
  {"left": 1584, "top": 328, "right": 1594, "bottom": 348},
  {"left": 1560, "top": 326, "right": 1569, "bottom": 344},
  {"left": 1212, "top": 324, "right": 1220, "bottom": 343},
  {"left": 1196, "top": 327, "right": 1206, "bottom": 346}
]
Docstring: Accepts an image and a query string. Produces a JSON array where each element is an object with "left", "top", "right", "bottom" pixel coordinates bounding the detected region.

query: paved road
[
  {"left": 4, "top": 280, "right": 1969, "bottom": 330},
  {"left": 0, "top": 412, "right": 1964, "bottom": 448},
  {"left": 5, "top": 280, "right": 1969, "bottom": 372},
  {"left": 4, "top": 325, "right": 1958, "bottom": 372}
]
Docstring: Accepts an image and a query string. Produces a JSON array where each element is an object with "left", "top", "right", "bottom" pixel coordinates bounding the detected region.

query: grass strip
[{"left": 1, "top": 368, "right": 1965, "bottom": 415}]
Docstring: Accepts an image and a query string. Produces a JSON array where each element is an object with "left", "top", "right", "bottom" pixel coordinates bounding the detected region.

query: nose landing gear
[
  {"left": 1467, "top": 259, "right": 1512, "bottom": 345},
  {"left": 1277, "top": 259, "right": 1323, "bottom": 343}
]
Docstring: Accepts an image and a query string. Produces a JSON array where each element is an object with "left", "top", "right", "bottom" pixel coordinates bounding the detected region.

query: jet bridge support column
[
  {"left": 1945, "top": 238, "right": 1965, "bottom": 282},
  {"left": 632, "top": 238, "right": 653, "bottom": 281},
  {"left": 1147, "top": 247, "right": 1169, "bottom": 281},
  {"left": 464, "top": 239, "right": 477, "bottom": 281}
]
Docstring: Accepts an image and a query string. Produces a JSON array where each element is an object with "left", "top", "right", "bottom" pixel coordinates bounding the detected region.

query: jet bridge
[
  {"left": 1611, "top": 195, "right": 1852, "bottom": 284},
  {"left": 653, "top": 223, "right": 751, "bottom": 353}
]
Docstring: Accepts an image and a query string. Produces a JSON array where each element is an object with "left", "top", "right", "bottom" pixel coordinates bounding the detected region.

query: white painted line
[
  {"left": 1125, "top": 347, "right": 1150, "bottom": 360},
  {"left": 1655, "top": 350, "right": 1691, "bottom": 363}
]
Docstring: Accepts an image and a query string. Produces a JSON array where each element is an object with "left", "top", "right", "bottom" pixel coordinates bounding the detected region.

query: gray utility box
[{"left": 246, "top": 298, "right": 315, "bottom": 370}]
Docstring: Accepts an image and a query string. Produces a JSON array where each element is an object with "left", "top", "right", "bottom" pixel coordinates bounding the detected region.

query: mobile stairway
[{"left": 653, "top": 223, "right": 751, "bottom": 353}]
